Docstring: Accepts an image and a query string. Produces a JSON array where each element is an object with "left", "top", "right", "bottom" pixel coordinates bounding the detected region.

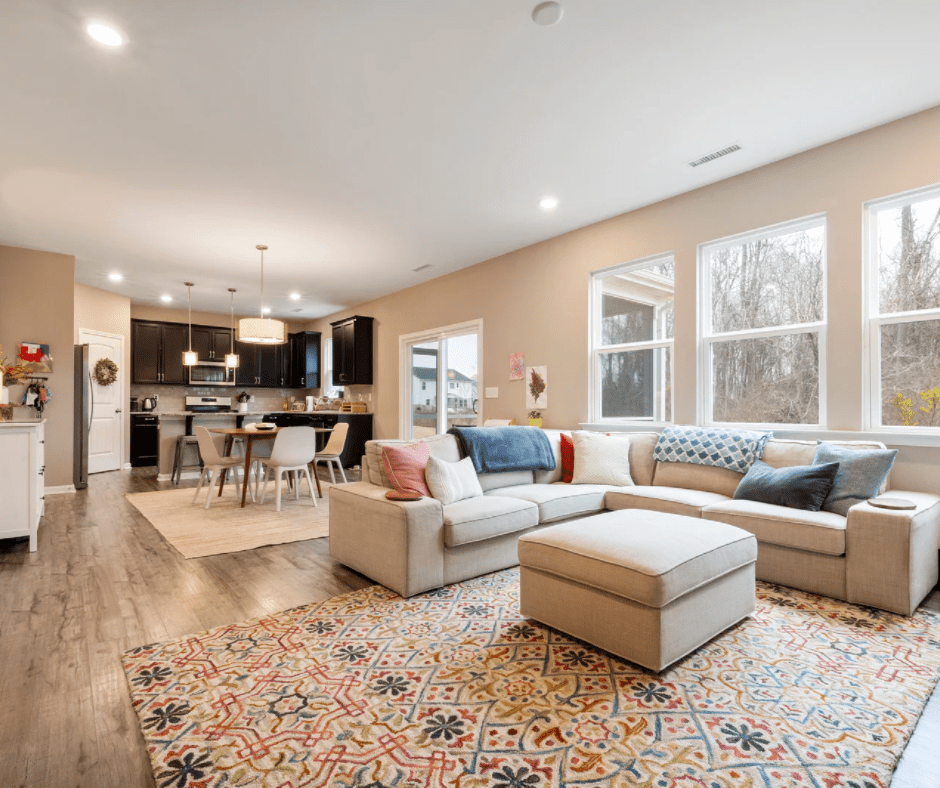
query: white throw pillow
[
  {"left": 571, "top": 431, "right": 634, "bottom": 486},
  {"left": 425, "top": 456, "right": 484, "bottom": 504}
]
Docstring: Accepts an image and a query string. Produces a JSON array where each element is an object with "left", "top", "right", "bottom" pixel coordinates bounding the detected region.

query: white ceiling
[{"left": 2, "top": 1, "right": 939, "bottom": 319}]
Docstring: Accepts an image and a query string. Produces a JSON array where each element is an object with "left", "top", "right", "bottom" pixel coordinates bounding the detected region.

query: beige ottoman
[{"left": 518, "top": 509, "right": 758, "bottom": 672}]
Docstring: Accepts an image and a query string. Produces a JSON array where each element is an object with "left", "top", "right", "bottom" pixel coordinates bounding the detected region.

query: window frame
[
  {"left": 589, "top": 252, "right": 675, "bottom": 425},
  {"left": 697, "top": 213, "right": 828, "bottom": 429},
  {"left": 398, "top": 319, "right": 483, "bottom": 439},
  {"left": 865, "top": 182, "right": 940, "bottom": 432}
]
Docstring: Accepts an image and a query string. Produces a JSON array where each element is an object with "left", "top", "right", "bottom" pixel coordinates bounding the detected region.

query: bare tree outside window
[
  {"left": 871, "top": 190, "right": 940, "bottom": 427},
  {"left": 703, "top": 219, "right": 825, "bottom": 425},
  {"left": 592, "top": 257, "right": 674, "bottom": 422}
]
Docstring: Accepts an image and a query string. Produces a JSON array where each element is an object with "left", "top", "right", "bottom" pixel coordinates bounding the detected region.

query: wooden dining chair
[
  {"left": 258, "top": 426, "right": 319, "bottom": 512},
  {"left": 192, "top": 427, "right": 250, "bottom": 509},
  {"left": 314, "top": 422, "right": 349, "bottom": 484}
]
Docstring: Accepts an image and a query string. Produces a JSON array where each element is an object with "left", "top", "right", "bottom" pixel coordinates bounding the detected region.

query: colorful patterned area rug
[{"left": 123, "top": 570, "right": 940, "bottom": 788}]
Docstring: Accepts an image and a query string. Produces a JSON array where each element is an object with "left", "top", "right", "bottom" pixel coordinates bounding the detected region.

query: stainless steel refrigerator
[{"left": 73, "top": 344, "right": 91, "bottom": 489}]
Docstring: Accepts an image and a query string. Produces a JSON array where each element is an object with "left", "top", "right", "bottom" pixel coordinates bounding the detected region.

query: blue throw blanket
[{"left": 447, "top": 426, "right": 556, "bottom": 474}]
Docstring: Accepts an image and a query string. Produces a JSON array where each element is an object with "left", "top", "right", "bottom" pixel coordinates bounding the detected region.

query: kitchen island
[{"left": 148, "top": 410, "right": 372, "bottom": 480}]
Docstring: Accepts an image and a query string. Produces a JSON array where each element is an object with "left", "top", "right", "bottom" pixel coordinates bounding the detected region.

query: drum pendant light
[
  {"left": 225, "top": 288, "right": 240, "bottom": 368},
  {"left": 237, "top": 244, "right": 287, "bottom": 344},
  {"left": 183, "top": 282, "right": 198, "bottom": 366}
]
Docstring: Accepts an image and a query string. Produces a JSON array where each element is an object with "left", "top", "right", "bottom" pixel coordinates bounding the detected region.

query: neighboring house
[{"left": 411, "top": 366, "right": 477, "bottom": 412}]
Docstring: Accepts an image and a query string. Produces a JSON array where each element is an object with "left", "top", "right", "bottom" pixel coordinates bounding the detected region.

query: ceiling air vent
[
  {"left": 688, "top": 144, "right": 741, "bottom": 168},
  {"left": 412, "top": 264, "right": 433, "bottom": 272}
]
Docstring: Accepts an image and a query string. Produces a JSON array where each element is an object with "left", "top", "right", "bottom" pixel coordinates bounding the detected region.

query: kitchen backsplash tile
[{"left": 129, "top": 384, "right": 307, "bottom": 412}]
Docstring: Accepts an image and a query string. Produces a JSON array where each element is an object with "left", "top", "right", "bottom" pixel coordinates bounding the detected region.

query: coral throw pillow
[
  {"left": 381, "top": 441, "right": 431, "bottom": 497},
  {"left": 560, "top": 433, "right": 574, "bottom": 483}
]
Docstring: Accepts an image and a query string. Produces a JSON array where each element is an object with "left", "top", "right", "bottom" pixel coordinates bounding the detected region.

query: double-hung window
[
  {"left": 699, "top": 215, "right": 827, "bottom": 426},
  {"left": 867, "top": 184, "right": 940, "bottom": 429},
  {"left": 590, "top": 254, "right": 674, "bottom": 422}
]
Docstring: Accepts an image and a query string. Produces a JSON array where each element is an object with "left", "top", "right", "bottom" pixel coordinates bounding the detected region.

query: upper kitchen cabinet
[
  {"left": 331, "top": 316, "right": 373, "bottom": 386},
  {"left": 290, "top": 331, "right": 321, "bottom": 389},
  {"left": 192, "top": 327, "right": 233, "bottom": 362},
  {"left": 132, "top": 320, "right": 191, "bottom": 385}
]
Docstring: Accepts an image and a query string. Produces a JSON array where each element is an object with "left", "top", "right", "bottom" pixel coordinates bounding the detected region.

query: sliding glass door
[{"left": 401, "top": 321, "right": 482, "bottom": 439}]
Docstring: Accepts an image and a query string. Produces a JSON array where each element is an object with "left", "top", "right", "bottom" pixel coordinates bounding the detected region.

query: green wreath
[{"left": 93, "top": 357, "right": 119, "bottom": 386}]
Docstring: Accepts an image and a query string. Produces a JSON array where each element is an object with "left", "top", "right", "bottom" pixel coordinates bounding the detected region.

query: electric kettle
[{"left": 141, "top": 397, "right": 157, "bottom": 412}]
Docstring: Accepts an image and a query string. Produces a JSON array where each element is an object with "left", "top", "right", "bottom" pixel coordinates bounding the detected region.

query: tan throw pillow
[
  {"left": 571, "top": 431, "right": 634, "bottom": 486},
  {"left": 425, "top": 456, "right": 483, "bottom": 505}
]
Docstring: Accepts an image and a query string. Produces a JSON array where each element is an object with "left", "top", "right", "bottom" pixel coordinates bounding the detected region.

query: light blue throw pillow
[{"left": 814, "top": 442, "right": 897, "bottom": 516}]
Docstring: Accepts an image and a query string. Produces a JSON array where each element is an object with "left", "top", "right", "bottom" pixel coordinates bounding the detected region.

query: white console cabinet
[{"left": 0, "top": 420, "right": 45, "bottom": 551}]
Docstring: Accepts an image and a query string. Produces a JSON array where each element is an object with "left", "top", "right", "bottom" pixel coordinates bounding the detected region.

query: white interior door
[{"left": 79, "top": 329, "right": 124, "bottom": 474}]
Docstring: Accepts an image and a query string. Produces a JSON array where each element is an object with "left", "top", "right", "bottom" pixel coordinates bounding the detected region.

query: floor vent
[
  {"left": 412, "top": 264, "right": 433, "bottom": 272},
  {"left": 688, "top": 144, "right": 741, "bottom": 168}
]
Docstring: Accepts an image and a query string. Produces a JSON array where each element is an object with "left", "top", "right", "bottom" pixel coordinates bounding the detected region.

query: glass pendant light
[
  {"left": 225, "top": 288, "right": 240, "bottom": 368},
  {"left": 237, "top": 244, "right": 287, "bottom": 344},
  {"left": 183, "top": 282, "right": 198, "bottom": 366}
]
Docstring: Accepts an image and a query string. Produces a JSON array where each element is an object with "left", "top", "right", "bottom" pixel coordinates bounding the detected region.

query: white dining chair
[
  {"left": 192, "top": 426, "right": 250, "bottom": 509},
  {"left": 314, "top": 422, "right": 349, "bottom": 484},
  {"left": 259, "top": 426, "right": 319, "bottom": 512}
]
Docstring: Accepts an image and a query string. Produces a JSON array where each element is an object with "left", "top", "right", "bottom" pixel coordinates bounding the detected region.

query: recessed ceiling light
[
  {"left": 160, "top": 294, "right": 172, "bottom": 303},
  {"left": 532, "top": 2, "right": 564, "bottom": 26},
  {"left": 289, "top": 292, "right": 301, "bottom": 301},
  {"left": 539, "top": 196, "right": 559, "bottom": 211},
  {"left": 87, "top": 23, "right": 123, "bottom": 47},
  {"left": 262, "top": 307, "right": 271, "bottom": 314},
  {"left": 108, "top": 272, "right": 123, "bottom": 281}
]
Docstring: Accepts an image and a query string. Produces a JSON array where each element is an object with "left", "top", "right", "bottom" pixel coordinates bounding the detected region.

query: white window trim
[
  {"left": 398, "top": 319, "right": 483, "bottom": 439},
  {"left": 697, "top": 213, "right": 828, "bottom": 429},
  {"left": 589, "top": 252, "right": 675, "bottom": 424},
  {"left": 864, "top": 182, "right": 940, "bottom": 432}
]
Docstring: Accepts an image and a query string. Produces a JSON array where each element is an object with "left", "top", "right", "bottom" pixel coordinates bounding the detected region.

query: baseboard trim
[
  {"left": 123, "top": 463, "right": 132, "bottom": 470},
  {"left": 45, "top": 484, "right": 77, "bottom": 495},
  {"left": 156, "top": 471, "right": 203, "bottom": 482}
]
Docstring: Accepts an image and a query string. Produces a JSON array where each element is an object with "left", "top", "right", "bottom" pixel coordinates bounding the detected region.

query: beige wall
[
  {"left": 312, "top": 105, "right": 940, "bottom": 495},
  {"left": 0, "top": 245, "right": 76, "bottom": 488},
  {"left": 74, "top": 283, "right": 132, "bottom": 466}
]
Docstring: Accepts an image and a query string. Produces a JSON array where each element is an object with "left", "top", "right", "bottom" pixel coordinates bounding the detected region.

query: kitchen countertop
[{"left": 146, "top": 410, "right": 370, "bottom": 417}]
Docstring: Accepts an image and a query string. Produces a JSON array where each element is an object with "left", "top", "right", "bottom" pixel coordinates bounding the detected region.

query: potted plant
[
  {"left": 0, "top": 344, "right": 30, "bottom": 404},
  {"left": 527, "top": 410, "right": 543, "bottom": 428}
]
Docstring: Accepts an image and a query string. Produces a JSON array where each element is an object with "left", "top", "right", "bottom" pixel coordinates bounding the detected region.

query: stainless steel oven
[{"left": 189, "top": 361, "right": 235, "bottom": 386}]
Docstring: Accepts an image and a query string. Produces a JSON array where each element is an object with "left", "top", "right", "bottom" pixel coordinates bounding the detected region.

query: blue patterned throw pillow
[
  {"left": 733, "top": 460, "right": 841, "bottom": 511},
  {"left": 814, "top": 442, "right": 897, "bottom": 516},
  {"left": 654, "top": 425, "right": 771, "bottom": 473}
]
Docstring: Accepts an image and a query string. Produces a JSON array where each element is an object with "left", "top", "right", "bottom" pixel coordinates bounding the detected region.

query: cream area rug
[{"left": 126, "top": 480, "right": 332, "bottom": 558}]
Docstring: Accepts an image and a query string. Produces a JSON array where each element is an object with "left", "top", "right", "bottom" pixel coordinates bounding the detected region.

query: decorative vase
[{"left": 528, "top": 417, "right": 543, "bottom": 428}]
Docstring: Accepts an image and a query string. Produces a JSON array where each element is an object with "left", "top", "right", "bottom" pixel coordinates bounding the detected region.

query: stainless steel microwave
[{"left": 189, "top": 361, "right": 235, "bottom": 386}]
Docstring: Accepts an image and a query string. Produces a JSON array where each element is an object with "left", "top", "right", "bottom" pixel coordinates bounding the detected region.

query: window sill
[{"left": 579, "top": 422, "right": 940, "bottom": 448}]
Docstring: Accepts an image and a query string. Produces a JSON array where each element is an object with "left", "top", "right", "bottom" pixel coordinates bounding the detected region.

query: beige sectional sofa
[{"left": 328, "top": 429, "right": 940, "bottom": 615}]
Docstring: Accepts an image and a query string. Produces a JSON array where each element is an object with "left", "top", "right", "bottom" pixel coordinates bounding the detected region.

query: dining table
[{"left": 209, "top": 425, "right": 334, "bottom": 507}]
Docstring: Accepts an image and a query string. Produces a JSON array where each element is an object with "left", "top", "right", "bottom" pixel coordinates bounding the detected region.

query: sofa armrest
[
  {"left": 329, "top": 482, "right": 446, "bottom": 598},
  {"left": 846, "top": 492, "right": 940, "bottom": 615}
]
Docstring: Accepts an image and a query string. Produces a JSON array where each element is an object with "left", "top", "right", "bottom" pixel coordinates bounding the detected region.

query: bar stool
[{"left": 171, "top": 435, "right": 203, "bottom": 484}]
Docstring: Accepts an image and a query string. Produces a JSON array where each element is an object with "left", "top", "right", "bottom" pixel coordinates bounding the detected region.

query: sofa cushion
[
  {"left": 533, "top": 429, "right": 565, "bottom": 484},
  {"left": 478, "top": 469, "right": 535, "bottom": 492},
  {"left": 761, "top": 438, "right": 891, "bottom": 495},
  {"left": 518, "top": 510, "right": 757, "bottom": 607},
  {"left": 625, "top": 432, "right": 659, "bottom": 487},
  {"left": 653, "top": 461, "right": 744, "bottom": 498},
  {"left": 485, "top": 483, "right": 611, "bottom": 523},
  {"left": 606, "top": 486, "right": 730, "bottom": 518},
  {"left": 366, "top": 434, "right": 461, "bottom": 489},
  {"left": 442, "top": 496, "right": 539, "bottom": 547},
  {"left": 702, "top": 499, "right": 847, "bottom": 556}
]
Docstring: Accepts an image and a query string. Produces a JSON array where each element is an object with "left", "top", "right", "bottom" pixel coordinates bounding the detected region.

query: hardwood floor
[{"left": 0, "top": 469, "right": 937, "bottom": 787}]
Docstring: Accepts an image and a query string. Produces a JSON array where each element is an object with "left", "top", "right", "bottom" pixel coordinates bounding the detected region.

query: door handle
[{"left": 115, "top": 408, "right": 122, "bottom": 413}]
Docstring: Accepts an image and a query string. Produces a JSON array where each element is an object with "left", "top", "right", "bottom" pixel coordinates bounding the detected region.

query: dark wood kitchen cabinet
[
  {"left": 290, "top": 331, "right": 321, "bottom": 389},
  {"left": 331, "top": 316, "right": 373, "bottom": 386},
  {"left": 192, "top": 327, "right": 233, "bottom": 362},
  {"left": 235, "top": 343, "right": 288, "bottom": 387},
  {"left": 132, "top": 320, "right": 190, "bottom": 384},
  {"left": 235, "top": 345, "right": 259, "bottom": 387}
]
